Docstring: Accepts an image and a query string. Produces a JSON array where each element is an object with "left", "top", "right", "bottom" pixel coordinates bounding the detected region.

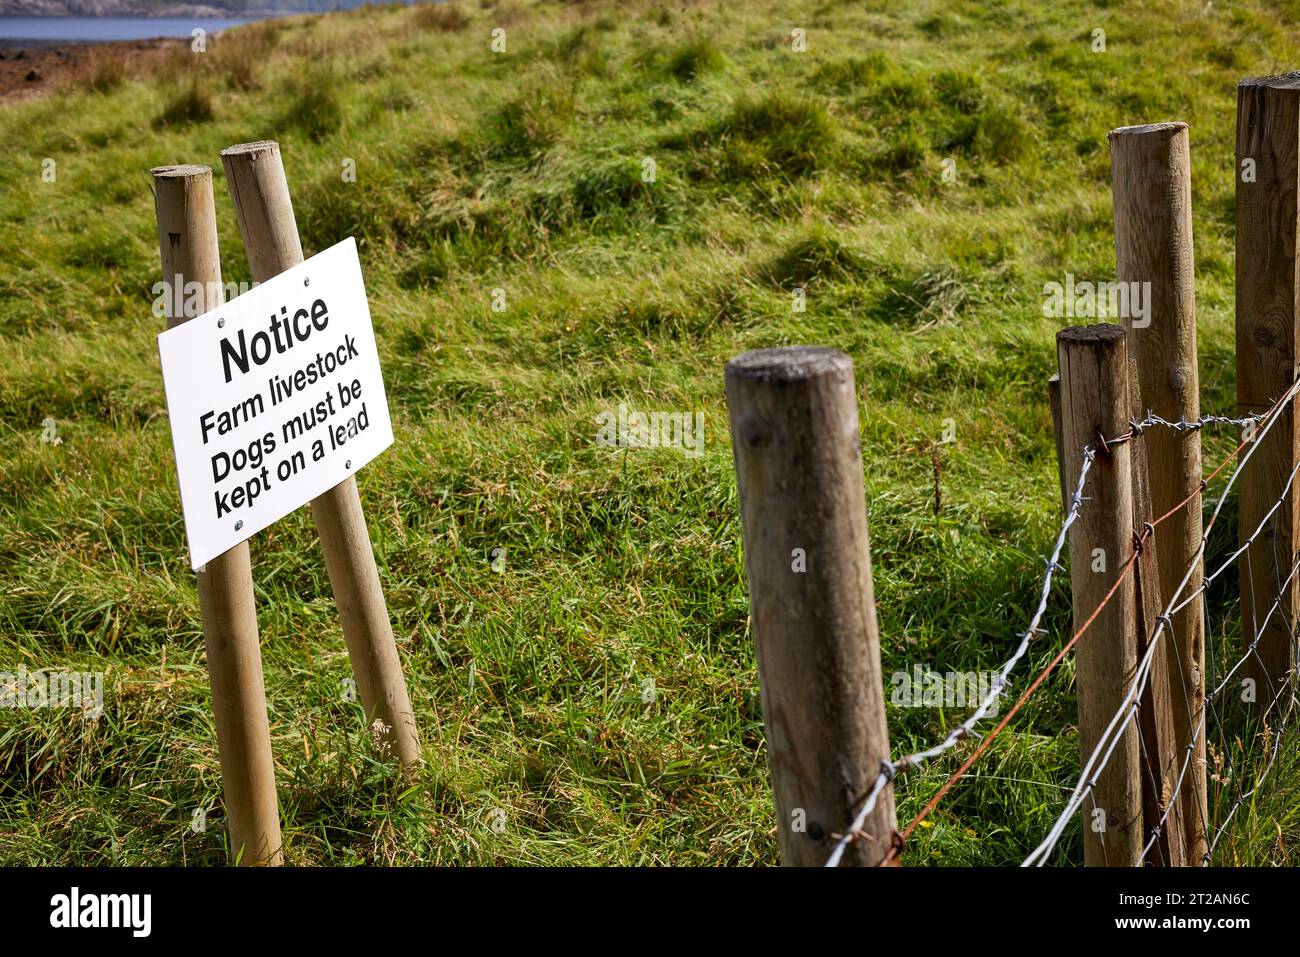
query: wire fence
[{"left": 827, "top": 377, "right": 1300, "bottom": 868}]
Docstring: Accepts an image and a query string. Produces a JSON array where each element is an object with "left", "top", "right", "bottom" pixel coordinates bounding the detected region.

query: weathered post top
[
  {"left": 725, "top": 345, "right": 853, "bottom": 382},
  {"left": 220, "top": 140, "right": 304, "bottom": 282},
  {"left": 1239, "top": 71, "right": 1300, "bottom": 90},
  {"left": 1108, "top": 120, "right": 1186, "bottom": 139}
]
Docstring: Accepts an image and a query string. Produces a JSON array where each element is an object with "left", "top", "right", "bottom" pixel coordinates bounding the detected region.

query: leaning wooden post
[
  {"left": 1109, "top": 121, "right": 1203, "bottom": 864},
  {"left": 1236, "top": 78, "right": 1300, "bottom": 712},
  {"left": 152, "top": 165, "right": 283, "bottom": 866},
  {"left": 1056, "top": 325, "right": 1143, "bottom": 866},
  {"left": 725, "top": 347, "right": 896, "bottom": 867},
  {"left": 219, "top": 141, "right": 421, "bottom": 768}
]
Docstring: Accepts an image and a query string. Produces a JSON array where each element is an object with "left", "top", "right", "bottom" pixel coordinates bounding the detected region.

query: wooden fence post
[
  {"left": 1236, "top": 77, "right": 1300, "bottom": 712},
  {"left": 1109, "top": 121, "right": 1202, "bottom": 863},
  {"left": 1056, "top": 324, "right": 1143, "bottom": 866},
  {"left": 1124, "top": 350, "right": 1187, "bottom": 867},
  {"left": 219, "top": 141, "right": 421, "bottom": 768},
  {"left": 725, "top": 346, "right": 896, "bottom": 867},
  {"left": 152, "top": 165, "right": 283, "bottom": 866}
]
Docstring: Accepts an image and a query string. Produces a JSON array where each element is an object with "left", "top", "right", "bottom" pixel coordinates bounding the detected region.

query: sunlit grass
[{"left": 0, "top": 0, "right": 1296, "bottom": 866}]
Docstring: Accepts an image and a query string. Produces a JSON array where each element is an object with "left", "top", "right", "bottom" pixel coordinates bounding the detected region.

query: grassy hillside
[{"left": 1, "top": 0, "right": 1298, "bottom": 866}]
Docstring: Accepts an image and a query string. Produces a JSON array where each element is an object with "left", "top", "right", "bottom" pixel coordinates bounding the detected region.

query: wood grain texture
[
  {"left": 1236, "top": 77, "right": 1300, "bottom": 713},
  {"left": 1124, "top": 347, "right": 1187, "bottom": 867},
  {"left": 220, "top": 141, "right": 422, "bottom": 768},
  {"left": 1057, "top": 324, "right": 1143, "bottom": 867},
  {"left": 153, "top": 165, "right": 283, "bottom": 866},
  {"left": 725, "top": 347, "right": 896, "bottom": 866},
  {"left": 1108, "top": 121, "right": 1203, "bottom": 863}
]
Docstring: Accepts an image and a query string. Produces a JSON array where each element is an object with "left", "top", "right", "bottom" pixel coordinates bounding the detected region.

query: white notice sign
[{"left": 158, "top": 237, "right": 393, "bottom": 569}]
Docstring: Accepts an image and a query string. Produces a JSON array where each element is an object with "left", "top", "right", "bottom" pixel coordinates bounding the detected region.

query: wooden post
[
  {"left": 219, "top": 141, "right": 421, "bottom": 768},
  {"left": 1109, "top": 121, "right": 1202, "bottom": 863},
  {"left": 1236, "top": 78, "right": 1300, "bottom": 712},
  {"left": 1124, "top": 349, "right": 1187, "bottom": 867},
  {"left": 152, "top": 165, "right": 283, "bottom": 866},
  {"left": 725, "top": 346, "right": 896, "bottom": 867},
  {"left": 1056, "top": 324, "right": 1143, "bottom": 866}
]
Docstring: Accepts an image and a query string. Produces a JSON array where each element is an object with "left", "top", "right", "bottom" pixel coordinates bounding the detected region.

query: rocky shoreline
[{"left": 0, "top": 35, "right": 182, "bottom": 103}]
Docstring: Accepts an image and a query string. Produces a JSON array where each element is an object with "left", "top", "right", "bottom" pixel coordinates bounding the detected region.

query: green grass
[{"left": 0, "top": 0, "right": 1297, "bottom": 866}]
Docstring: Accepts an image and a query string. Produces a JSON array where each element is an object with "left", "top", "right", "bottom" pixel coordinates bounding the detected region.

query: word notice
[{"left": 158, "top": 237, "right": 393, "bottom": 569}]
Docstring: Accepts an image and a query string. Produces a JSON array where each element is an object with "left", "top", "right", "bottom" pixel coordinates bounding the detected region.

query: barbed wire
[
  {"left": 1025, "top": 407, "right": 1298, "bottom": 865},
  {"left": 824, "top": 424, "right": 1104, "bottom": 867},
  {"left": 884, "top": 409, "right": 1284, "bottom": 859},
  {"left": 1021, "top": 376, "right": 1300, "bottom": 867},
  {"left": 825, "top": 383, "right": 1291, "bottom": 867},
  {"left": 1125, "top": 410, "right": 1270, "bottom": 439},
  {"left": 1135, "top": 550, "right": 1300, "bottom": 864}
]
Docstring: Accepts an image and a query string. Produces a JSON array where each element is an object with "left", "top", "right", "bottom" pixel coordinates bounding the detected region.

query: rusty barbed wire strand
[
  {"left": 1022, "top": 376, "right": 1300, "bottom": 866},
  {"left": 825, "top": 430, "right": 1097, "bottom": 866},
  {"left": 884, "top": 406, "right": 1273, "bottom": 862},
  {"left": 825, "top": 381, "right": 1297, "bottom": 867}
]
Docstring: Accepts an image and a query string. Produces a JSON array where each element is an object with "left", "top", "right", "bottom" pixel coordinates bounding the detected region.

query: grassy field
[{"left": 1, "top": 0, "right": 1298, "bottom": 866}]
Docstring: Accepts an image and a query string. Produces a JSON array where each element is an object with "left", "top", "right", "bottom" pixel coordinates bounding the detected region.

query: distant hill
[{"left": 0, "top": 0, "right": 377, "bottom": 15}]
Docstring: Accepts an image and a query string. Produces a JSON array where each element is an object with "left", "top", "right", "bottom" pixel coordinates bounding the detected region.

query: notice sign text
[{"left": 158, "top": 237, "right": 393, "bottom": 569}]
